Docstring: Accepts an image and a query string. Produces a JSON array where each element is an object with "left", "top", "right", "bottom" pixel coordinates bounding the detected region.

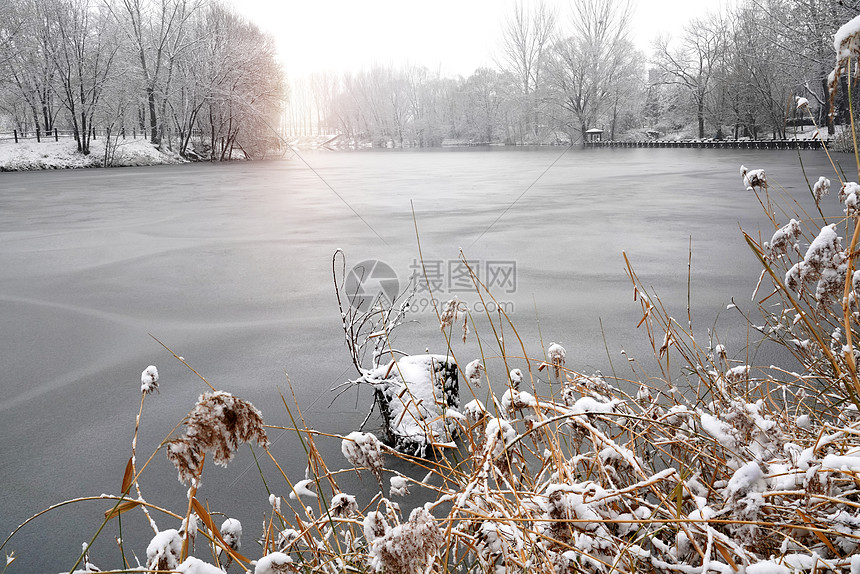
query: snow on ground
[{"left": 0, "top": 137, "right": 184, "bottom": 171}]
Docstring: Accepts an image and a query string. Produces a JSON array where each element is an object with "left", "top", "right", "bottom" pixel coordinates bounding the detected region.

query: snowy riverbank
[{"left": 0, "top": 138, "right": 185, "bottom": 171}]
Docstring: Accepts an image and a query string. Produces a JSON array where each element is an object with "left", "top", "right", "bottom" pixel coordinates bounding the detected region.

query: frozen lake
[{"left": 0, "top": 147, "right": 842, "bottom": 570}]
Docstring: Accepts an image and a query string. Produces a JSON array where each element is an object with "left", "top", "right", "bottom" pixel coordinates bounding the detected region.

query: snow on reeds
[
  {"left": 166, "top": 391, "right": 269, "bottom": 487},
  {"left": 10, "top": 22, "right": 860, "bottom": 574}
]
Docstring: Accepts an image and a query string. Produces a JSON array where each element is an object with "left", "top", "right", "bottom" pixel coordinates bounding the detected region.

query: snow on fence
[
  {"left": 586, "top": 138, "right": 828, "bottom": 150},
  {"left": 0, "top": 128, "right": 149, "bottom": 144}
]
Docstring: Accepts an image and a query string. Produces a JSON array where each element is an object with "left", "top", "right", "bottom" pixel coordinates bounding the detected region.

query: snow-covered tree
[
  {"left": 108, "top": 0, "right": 202, "bottom": 147},
  {"left": 651, "top": 12, "right": 728, "bottom": 139},
  {"left": 547, "top": 0, "right": 635, "bottom": 145},
  {"left": 497, "top": 0, "right": 557, "bottom": 143},
  {"left": 46, "top": 0, "right": 122, "bottom": 155},
  {"left": 1, "top": 0, "right": 59, "bottom": 133},
  {"left": 192, "top": 2, "right": 285, "bottom": 160}
]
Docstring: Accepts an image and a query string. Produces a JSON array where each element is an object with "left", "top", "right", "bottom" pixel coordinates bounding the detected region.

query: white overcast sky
[{"left": 229, "top": 0, "right": 720, "bottom": 78}]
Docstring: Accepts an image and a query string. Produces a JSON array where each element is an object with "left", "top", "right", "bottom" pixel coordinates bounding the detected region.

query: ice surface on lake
[{"left": 0, "top": 149, "right": 841, "bottom": 572}]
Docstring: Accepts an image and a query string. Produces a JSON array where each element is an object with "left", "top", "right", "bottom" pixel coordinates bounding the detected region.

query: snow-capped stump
[{"left": 366, "top": 354, "right": 460, "bottom": 456}]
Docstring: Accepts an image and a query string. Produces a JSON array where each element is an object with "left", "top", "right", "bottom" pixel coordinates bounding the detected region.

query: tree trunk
[
  {"left": 209, "top": 106, "right": 216, "bottom": 161},
  {"left": 30, "top": 107, "right": 40, "bottom": 134},
  {"left": 147, "top": 86, "right": 158, "bottom": 145},
  {"left": 821, "top": 76, "right": 835, "bottom": 135},
  {"left": 610, "top": 98, "right": 619, "bottom": 140},
  {"left": 42, "top": 101, "right": 52, "bottom": 132},
  {"left": 697, "top": 99, "right": 705, "bottom": 139},
  {"left": 80, "top": 110, "right": 89, "bottom": 155}
]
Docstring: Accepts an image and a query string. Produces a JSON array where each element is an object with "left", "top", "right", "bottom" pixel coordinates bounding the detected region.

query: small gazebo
[{"left": 585, "top": 128, "right": 604, "bottom": 142}]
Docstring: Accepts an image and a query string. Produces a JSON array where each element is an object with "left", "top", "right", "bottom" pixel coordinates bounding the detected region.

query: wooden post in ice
[
  {"left": 13, "top": 129, "right": 17, "bottom": 143},
  {"left": 369, "top": 354, "right": 460, "bottom": 456},
  {"left": 36, "top": 127, "right": 40, "bottom": 142}
]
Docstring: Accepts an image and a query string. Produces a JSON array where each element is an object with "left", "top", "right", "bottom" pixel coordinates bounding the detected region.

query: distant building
[{"left": 585, "top": 128, "right": 604, "bottom": 142}]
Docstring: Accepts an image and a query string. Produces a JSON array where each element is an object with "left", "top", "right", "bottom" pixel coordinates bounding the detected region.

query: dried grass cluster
[{"left": 166, "top": 391, "right": 269, "bottom": 486}]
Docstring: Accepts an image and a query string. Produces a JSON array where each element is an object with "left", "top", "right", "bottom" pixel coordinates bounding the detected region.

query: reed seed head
[
  {"left": 166, "top": 391, "right": 269, "bottom": 486},
  {"left": 141, "top": 365, "right": 159, "bottom": 395}
]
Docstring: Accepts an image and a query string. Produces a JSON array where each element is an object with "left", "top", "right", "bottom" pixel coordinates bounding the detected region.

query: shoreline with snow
[
  {"left": 1, "top": 125, "right": 845, "bottom": 174},
  {"left": 0, "top": 138, "right": 187, "bottom": 171}
]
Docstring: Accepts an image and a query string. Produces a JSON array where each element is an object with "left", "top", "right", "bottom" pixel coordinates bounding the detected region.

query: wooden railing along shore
[{"left": 585, "top": 138, "right": 826, "bottom": 150}]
